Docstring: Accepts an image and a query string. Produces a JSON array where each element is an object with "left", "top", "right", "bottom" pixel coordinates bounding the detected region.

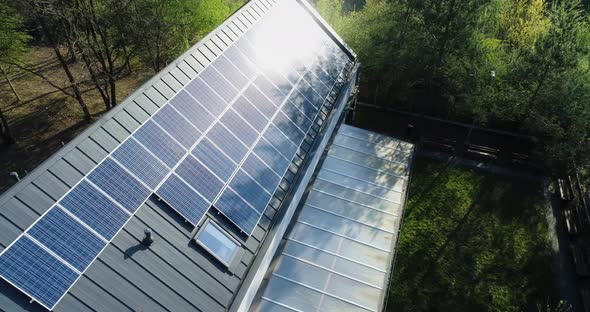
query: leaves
[
  {"left": 0, "top": 3, "right": 31, "bottom": 63},
  {"left": 315, "top": 0, "right": 590, "bottom": 173}
]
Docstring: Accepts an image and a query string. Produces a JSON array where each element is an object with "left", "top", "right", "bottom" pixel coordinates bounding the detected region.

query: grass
[
  {"left": 388, "top": 158, "right": 557, "bottom": 312},
  {"left": 0, "top": 47, "right": 153, "bottom": 194}
]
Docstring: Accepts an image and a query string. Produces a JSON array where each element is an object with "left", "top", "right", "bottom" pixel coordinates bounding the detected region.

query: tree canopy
[
  {"left": 316, "top": 0, "right": 590, "bottom": 173},
  {"left": 0, "top": 3, "right": 31, "bottom": 63}
]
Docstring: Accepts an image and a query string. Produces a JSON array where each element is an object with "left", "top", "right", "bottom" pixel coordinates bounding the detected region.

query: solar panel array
[{"left": 0, "top": 0, "right": 353, "bottom": 309}]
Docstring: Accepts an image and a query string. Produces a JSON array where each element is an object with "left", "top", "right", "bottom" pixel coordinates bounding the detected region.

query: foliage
[
  {"left": 315, "top": 0, "right": 590, "bottom": 173},
  {"left": 0, "top": 3, "right": 31, "bottom": 63},
  {"left": 130, "top": 0, "right": 231, "bottom": 72},
  {"left": 389, "top": 159, "right": 556, "bottom": 311}
]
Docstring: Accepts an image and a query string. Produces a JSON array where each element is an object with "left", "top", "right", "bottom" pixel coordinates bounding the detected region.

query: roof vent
[{"left": 142, "top": 229, "right": 154, "bottom": 246}]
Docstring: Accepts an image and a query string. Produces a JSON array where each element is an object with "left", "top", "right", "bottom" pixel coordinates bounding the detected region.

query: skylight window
[{"left": 195, "top": 220, "right": 240, "bottom": 266}]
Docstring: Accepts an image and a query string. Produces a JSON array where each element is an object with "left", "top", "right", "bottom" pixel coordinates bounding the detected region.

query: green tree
[
  {"left": 130, "top": 0, "right": 230, "bottom": 73},
  {"left": 0, "top": 3, "right": 31, "bottom": 144},
  {"left": 0, "top": 2, "right": 31, "bottom": 102}
]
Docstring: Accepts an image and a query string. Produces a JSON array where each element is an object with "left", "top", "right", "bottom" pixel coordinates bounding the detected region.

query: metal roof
[
  {"left": 251, "top": 125, "right": 414, "bottom": 312},
  {"left": 0, "top": 0, "right": 358, "bottom": 310}
]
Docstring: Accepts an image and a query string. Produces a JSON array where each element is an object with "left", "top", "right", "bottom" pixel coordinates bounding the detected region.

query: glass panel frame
[{"left": 195, "top": 219, "right": 241, "bottom": 266}]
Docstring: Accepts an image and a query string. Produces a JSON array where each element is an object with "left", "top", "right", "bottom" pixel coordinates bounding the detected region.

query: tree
[
  {"left": 4, "top": 0, "right": 93, "bottom": 122},
  {"left": 0, "top": 3, "right": 31, "bottom": 102},
  {"left": 129, "top": 0, "right": 231, "bottom": 73},
  {"left": 69, "top": 0, "right": 137, "bottom": 110},
  {"left": 0, "top": 3, "right": 31, "bottom": 144}
]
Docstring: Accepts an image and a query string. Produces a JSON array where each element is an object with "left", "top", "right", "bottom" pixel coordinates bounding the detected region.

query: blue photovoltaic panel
[
  {"left": 263, "top": 124, "right": 298, "bottom": 159},
  {"left": 213, "top": 55, "right": 249, "bottom": 90},
  {"left": 229, "top": 170, "right": 272, "bottom": 212},
  {"left": 199, "top": 66, "right": 238, "bottom": 103},
  {"left": 133, "top": 120, "right": 185, "bottom": 168},
  {"left": 232, "top": 96, "right": 268, "bottom": 132},
  {"left": 253, "top": 138, "right": 291, "bottom": 175},
  {"left": 282, "top": 100, "right": 313, "bottom": 132},
  {"left": 28, "top": 207, "right": 106, "bottom": 271},
  {"left": 304, "top": 70, "right": 331, "bottom": 99},
  {"left": 288, "top": 89, "right": 319, "bottom": 120},
  {"left": 0, "top": 236, "right": 79, "bottom": 309},
  {"left": 60, "top": 180, "right": 129, "bottom": 240},
  {"left": 243, "top": 84, "right": 277, "bottom": 119},
  {"left": 185, "top": 77, "right": 228, "bottom": 116},
  {"left": 156, "top": 174, "right": 209, "bottom": 225},
  {"left": 318, "top": 54, "right": 341, "bottom": 80},
  {"left": 87, "top": 158, "right": 151, "bottom": 213},
  {"left": 192, "top": 139, "right": 236, "bottom": 181},
  {"left": 0, "top": 0, "right": 355, "bottom": 308},
  {"left": 296, "top": 78, "right": 324, "bottom": 108},
  {"left": 207, "top": 123, "right": 248, "bottom": 163},
  {"left": 310, "top": 52, "right": 336, "bottom": 84},
  {"left": 223, "top": 45, "right": 258, "bottom": 79},
  {"left": 234, "top": 36, "right": 259, "bottom": 67},
  {"left": 263, "top": 69, "right": 294, "bottom": 96},
  {"left": 242, "top": 153, "right": 281, "bottom": 193},
  {"left": 215, "top": 188, "right": 260, "bottom": 234},
  {"left": 273, "top": 111, "right": 305, "bottom": 145},
  {"left": 175, "top": 156, "right": 224, "bottom": 202},
  {"left": 220, "top": 109, "right": 259, "bottom": 146},
  {"left": 112, "top": 138, "right": 169, "bottom": 188},
  {"left": 252, "top": 76, "right": 286, "bottom": 107},
  {"left": 169, "top": 90, "right": 216, "bottom": 132},
  {"left": 152, "top": 104, "right": 201, "bottom": 149}
]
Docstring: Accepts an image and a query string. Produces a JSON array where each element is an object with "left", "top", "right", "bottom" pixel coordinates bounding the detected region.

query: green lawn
[{"left": 389, "top": 158, "right": 557, "bottom": 312}]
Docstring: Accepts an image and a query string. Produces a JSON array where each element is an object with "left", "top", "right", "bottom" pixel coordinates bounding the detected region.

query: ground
[
  {"left": 388, "top": 157, "right": 558, "bottom": 311},
  {"left": 0, "top": 47, "right": 153, "bottom": 194}
]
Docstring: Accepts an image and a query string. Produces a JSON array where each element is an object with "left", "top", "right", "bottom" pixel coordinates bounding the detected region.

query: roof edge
[{"left": 230, "top": 62, "right": 361, "bottom": 312}]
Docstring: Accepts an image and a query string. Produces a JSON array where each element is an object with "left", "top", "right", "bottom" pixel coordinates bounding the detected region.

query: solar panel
[
  {"left": 0, "top": 237, "right": 79, "bottom": 310},
  {"left": 206, "top": 123, "right": 248, "bottom": 163},
  {"left": 296, "top": 78, "right": 325, "bottom": 108},
  {"left": 59, "top": 180, "right": 129, "bottom": 240},
  {"left": 231, "top": 96, "right": 268, "bottom": 132},
  {"left": 214, "top": 187, "right": 260, "bottom": 233},
  {"left": 199, "top": 66, "right": 238, "bottom": 103},
  {"left": 112, "top": 138, "right": 169, "bottom": 188},
  {"left": 152, "top": 104, "right": 201, "bottom": 149},
  {"left": 272, "top": 111, "right": 305, "bottom": 145},
  {"left": 175, "top": 155, "right": 224, "bottom": 202},
  {"left": 253, "top": 138, "right": 291, "bottom": 175},
  {"left": 243, "top": 83, "right": 277, "bottom": 118},
  {"left": 133, "top": 120, "right": 185, "bottom": 168},
  {"left": 185, "top": 77, "right": 227, "bottom": 116},
  {"left": 288, "top": 90, "right": 319, "bottom": 120},
  {"left": 156, "top": 174, "right": 210, "bottom": 225},
  {"left": 281, "top": 100, "right": 313, "bottom": 131},
  {"left": 0, "top": 0, "right": 355, "bottom": 306},
  {"left": 213, "top": 55, "right": 249, "bottom": 89},
  {"left": 303, "top": 70, "right": 331, "bottom": 99},
  {"left": 263, "top": 124, "right": 298, "bottom": 159},
  {"left": 263, "top": 69, "right": 294, "bottom": 96},
  {"left": 192, "top": 139, "right": 237, "bottom": 181},
  {"left": 223, "top": 45, "right": 258, "bottom": 79},
  {"left": 169, "top": 90, "right": 216, "bottom": 132},
  {"left": 28, "top": 207, "right": 106, "bottom": 271},
  {"left": 251, "top": 76, "right": 286, "bottom": 107},
  {"left": 87, "top": 158, "right": 151, "bottom": 213},
  {"left": 229, "top": 170, "right": 272, "bottom": 212},
  {"left": 241, "top": 153, "right": 281, "bottom": 193},
  {"left": 220, "top": 109, "right": 259, "bottom": 146}
]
